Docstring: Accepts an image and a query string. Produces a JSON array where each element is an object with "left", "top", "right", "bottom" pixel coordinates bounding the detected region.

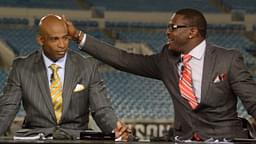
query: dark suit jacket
[
  {"left": 0, "top": 49, "right": 117, "bottom": 138},
  {"left": 81, "top": 35, "right": 256, "bottom": 140}
]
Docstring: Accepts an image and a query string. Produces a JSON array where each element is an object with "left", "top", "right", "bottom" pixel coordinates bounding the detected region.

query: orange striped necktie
[
  {"left": 179, "top": 54, "right": 198, "bottom": 109},
  {"left": 49, "top": 64, "right": 63, "bottom": 123}
]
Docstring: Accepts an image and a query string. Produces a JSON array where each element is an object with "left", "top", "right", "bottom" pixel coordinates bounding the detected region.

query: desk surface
[
  {"left": 0, "top": 137, "right": 256, "bottom": 144},
  {"left": 0, "top": 138, "right": 114, "bottom": 144}
]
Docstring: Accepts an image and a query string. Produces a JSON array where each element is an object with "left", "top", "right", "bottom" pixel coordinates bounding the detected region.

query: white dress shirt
[{"left": 178, "top": 40, "right": 206, "bottom": 103}]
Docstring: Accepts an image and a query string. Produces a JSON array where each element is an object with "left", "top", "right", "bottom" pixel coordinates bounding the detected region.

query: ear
[
  {"left": 36, "top": 35, "right": 44, "bottom": 46},
  {"left": 188, "top": 27, "right": 199, "bottom": 39}
]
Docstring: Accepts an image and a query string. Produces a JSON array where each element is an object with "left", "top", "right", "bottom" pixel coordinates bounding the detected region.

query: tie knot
[
  {"left": 49, "top": 64, "right": 60, "bottom": 72},
  {"left": 182, "top": 54, "right": 192, "bottom": 63}
]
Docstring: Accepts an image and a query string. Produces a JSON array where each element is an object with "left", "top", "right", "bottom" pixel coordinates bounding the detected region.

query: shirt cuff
[{"left": 78, "top": 33, "right": 86, "bottom": 49}]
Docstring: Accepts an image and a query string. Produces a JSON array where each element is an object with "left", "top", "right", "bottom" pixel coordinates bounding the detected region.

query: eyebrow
[{"left": 47, "top": 34, "right": 69, "bottom": 38}]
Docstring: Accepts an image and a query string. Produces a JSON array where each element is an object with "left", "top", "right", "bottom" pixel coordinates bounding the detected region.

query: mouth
[
  {"left": 167, "top": 37, "right": 174, "bottom": 48},
  {"left": 56, "top": 51, "right": 66, "bottom": 56},
  {"left": 57, "top": 50, "right": 66, "bottom": 54},
  {"left": 167, "top": 37, "right": 174, "bottom": 43}
]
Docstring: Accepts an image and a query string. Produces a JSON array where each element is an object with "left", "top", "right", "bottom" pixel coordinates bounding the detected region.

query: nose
[
  {"left": 57, "top": 39, "right": 65, "bottom": 48},
  {"left": 166, "top": 29, "right": 171, "bottom": 36}
]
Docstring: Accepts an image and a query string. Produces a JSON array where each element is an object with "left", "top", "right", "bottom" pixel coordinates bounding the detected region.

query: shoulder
[
  {"left": 7, "top": 51, "right": 40, "bottom": 77},
  {"left": 207, "top": 43, "right": 242, "bottom": 58},
  {"left": 12, "top": 50, "right": 39, "bottom": 66},
  {"left": 68, "top": 50, "right": 101, "bottom": 67}
]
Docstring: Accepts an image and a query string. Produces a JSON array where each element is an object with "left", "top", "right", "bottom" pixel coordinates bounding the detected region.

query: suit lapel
[
  {"left": 61, "top": 51, "right": 79, "bottom": 118},
  {"left": 168, "top": 50, "right": 180, "bottom": 84},
  {"left": 34, "top": 51, "right": 56, "bottom": 121},
  {"left": 167, "top": 49, "right": 192, "bottom": 109},
  {"left": 200, "top": 44, "right": 217, "bottom": 104}
]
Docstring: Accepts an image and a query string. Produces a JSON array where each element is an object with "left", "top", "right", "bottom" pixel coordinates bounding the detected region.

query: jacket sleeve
[
  {"left": 81, "top": 35, "right": 161, "bottom": 80},
  {"left": 229, "top": 51, "right": 256, "bottom": 118},
  {"left": 88, "top": 62, "right": 117, "bottom": 134},
  {"left": 0, "top": 60, "right": 22, "bottom": 136}
]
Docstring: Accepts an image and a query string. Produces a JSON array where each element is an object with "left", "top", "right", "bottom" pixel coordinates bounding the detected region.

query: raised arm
[{"left": 63, "top": 16, "right": 161, "bottom": 80}]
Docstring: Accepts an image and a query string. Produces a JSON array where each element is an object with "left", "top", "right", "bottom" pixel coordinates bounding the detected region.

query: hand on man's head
[{"left": 61, "top": 15, "right": 80, "bottom": 41}]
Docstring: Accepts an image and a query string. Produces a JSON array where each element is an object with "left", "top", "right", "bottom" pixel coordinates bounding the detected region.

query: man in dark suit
[
  {"left": 65, "top": 8, "right": 256, "bottom": 141},
  {"left": 0, "top": 14, "right": 130, "bottom": 140}
]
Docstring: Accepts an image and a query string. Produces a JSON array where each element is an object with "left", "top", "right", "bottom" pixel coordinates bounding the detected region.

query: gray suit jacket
[
  {"left": 81, "top": 35, "right": 256, "bottom": 140},
  {"left": 0, "top": 49, "right": 117, "bottom": 138}
]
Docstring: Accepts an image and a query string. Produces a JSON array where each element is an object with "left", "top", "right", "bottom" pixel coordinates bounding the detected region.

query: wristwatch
[{"left": 74, "top": 30, "right": 84, "bottom": 44}]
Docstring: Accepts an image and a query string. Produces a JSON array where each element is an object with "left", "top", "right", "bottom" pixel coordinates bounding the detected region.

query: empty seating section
[
  {"left": 0, "top": 18, "right": 28, "bottom": 25},
  {"left": 0, "top": 0, "right": 80, "bottom": 9},
  {"left": 116, "top": 30, "right": 166, "bottom": 53},
  {"left": 0, "top": 28, "right": 39, "bottom": 56},
  {"left": 208, "top": 24, "right": 246, "bottom": 32},
  {"left": 101, "top": 71, "right": 173, "bottom": 120},
  {"left": 106, "top": 21, "right": 166, "bottom": 29},
  {"left": 86, "top": 0, "right": 220, "bottom": 12},
  {"left": 87, "top": 30, "right": 114, "bottom": 45},
  {"left": 0, "top": 0, "right": 255, "bottom": 13},
  {"left": 34, "top": 19, "right": 99, "bottom": 29},
  {"left": 221, "top": 0, "right": 256, "bottom": 13},
  {"left": 74, "top": 20, "right": 98, "bottom": 28}
]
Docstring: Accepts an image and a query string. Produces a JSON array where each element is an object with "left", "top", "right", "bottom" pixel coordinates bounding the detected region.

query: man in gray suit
[
  {"left": 65, "top": 9, "right": 256, "bottom": 141},
  {"left": 0, "top": 14, "right": 130, "bottom": 140}
]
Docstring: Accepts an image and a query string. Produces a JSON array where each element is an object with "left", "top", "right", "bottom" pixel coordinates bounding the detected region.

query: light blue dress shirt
[{"left": 42, "top": 52, "right": 67, "bottom": 88}]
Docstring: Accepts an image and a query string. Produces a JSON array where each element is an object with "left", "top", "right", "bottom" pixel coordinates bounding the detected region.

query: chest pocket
[{"left": 206, "top": 80, "right": 231, "bottom": 107}]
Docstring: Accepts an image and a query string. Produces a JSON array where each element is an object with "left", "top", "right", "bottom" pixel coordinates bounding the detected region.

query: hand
[
  {"left": 114, "top": 121, "right": 131, "bottom": 141},
  {"left": 61, "top": 15, "right": 81, "bottom": 41}
]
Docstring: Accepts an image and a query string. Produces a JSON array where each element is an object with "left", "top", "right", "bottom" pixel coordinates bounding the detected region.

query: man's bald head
[
  {"left": 38, "top": 14, "right": 66, "bottom": 36},
  {"left": 37, "top": 14, "right": 70, "bottom": 61}
]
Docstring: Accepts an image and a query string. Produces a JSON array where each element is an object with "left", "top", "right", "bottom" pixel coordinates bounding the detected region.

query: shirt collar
[
  {"left": 185, "top": 40, "right": 206, "bottom": 60},
  {"left": 42, "top": 51, "right": 67, "bottom": 69}
]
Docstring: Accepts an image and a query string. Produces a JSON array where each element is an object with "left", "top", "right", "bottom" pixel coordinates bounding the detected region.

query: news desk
[{"left": 0, "top": 138, "right": 256, "bottom": 144}]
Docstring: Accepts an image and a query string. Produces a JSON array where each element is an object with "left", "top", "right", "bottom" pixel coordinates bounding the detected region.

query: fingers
[
  {"left": 61, "top": 15, "right": 78, "bottom": 39},
  {"left": 114, "top": 121, "right": 131, "bottom": 141},
  {"left": 116, "top": 132, "right": 129, "bottom": 141},
  {"left": 61, "top": 15, "right": 66, "bottom": 22},
  {"left": 62, "top": 15, "right": 72, "bottom": 26},
  {"left": 115, "top": 121, "right": 126, "bottom": 136}
]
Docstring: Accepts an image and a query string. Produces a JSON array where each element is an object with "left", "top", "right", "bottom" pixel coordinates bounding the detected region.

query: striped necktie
[
  {"left": 49, "top": 64, "right": 63, "bottom": 123},
  {"left": 179, "top": 54, "right": 198, "bottom": 109}
]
